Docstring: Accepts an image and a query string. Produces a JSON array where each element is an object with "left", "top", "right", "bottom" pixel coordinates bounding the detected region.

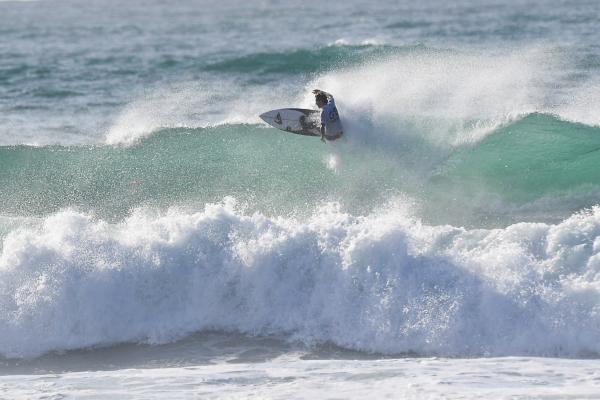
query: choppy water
[{"left": 3, "top": 0, "right": 600, "bottom": 398}]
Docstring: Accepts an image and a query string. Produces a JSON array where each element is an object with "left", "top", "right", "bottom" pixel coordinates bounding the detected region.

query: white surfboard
[{"left": 259, "top": 108, "right": 320, "bottom": 137}]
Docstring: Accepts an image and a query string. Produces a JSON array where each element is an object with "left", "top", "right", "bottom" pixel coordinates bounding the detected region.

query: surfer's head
[{"left": 315, "top": 92, "right": 327, "bottom": 108}]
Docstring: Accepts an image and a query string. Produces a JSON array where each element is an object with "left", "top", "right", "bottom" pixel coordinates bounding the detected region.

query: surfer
[{"left": 312, "top": 89, "right": 343, "bottom": 142}]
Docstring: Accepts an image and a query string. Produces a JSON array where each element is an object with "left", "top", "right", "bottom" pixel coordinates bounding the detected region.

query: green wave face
[
  {"left": 0, "top": 126, "right": 407, "bottom": 220},
  {"left": 437, "top": 114, "right": 600, "bottom": 201},
  {"left": 3, "top": 113, "right": 600, "bottom": 227}
]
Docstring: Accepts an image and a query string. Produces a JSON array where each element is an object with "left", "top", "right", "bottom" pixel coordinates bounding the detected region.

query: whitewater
[{"left": 3, "top": 0, "right": 600, "bottom": 398}]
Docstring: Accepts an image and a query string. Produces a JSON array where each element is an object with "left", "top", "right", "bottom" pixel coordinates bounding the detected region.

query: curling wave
[{"left": 2, "top": 199, "right": 600, "bottom": 359}]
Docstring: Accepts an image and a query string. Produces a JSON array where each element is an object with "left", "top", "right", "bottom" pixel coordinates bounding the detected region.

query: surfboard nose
[{"left": 259, "top": 110, "right": 280, "bottom": 124}]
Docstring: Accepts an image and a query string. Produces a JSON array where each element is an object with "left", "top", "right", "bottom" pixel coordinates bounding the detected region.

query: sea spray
[{"left": 2, "top": 199, "right": 600, "bottom": 359}]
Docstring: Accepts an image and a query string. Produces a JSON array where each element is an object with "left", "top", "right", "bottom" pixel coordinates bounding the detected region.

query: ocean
[{"left": 2, "top": 0, "right": 600, "bottom": 398}]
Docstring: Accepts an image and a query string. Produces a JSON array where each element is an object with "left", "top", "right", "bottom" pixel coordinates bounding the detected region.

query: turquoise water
[{"left": 3, "top": 113, "right": 600, "bottom": 226}]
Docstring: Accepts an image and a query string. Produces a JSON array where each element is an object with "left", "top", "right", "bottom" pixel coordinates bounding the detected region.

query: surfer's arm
[{"left": 320, "top": 125, "right": 326, "bottom": 142}]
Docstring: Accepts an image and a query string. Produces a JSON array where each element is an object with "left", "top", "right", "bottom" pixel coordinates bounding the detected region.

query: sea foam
[{"left": 1, "top": 198, "right": 600, "bottom": 359}]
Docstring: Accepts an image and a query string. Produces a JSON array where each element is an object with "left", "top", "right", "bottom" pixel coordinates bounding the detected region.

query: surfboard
[{"left": 259, "top": 108, "right": 320, "bottom": 137}]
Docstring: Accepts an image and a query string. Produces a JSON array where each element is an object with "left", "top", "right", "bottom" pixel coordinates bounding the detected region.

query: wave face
[
  {"left": 3, "top": 113, "right": 600, "bottom": 225},
  {"left": 3, "top": 0, "right": 600, "bottom": 360}
]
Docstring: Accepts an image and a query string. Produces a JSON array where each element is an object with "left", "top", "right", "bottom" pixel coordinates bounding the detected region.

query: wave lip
[
  {"left": 1, "top": 199, "right": 600, "bottom": 359},
  {"left": 434, "top": 112, "right": 600, "bottom": 204}
]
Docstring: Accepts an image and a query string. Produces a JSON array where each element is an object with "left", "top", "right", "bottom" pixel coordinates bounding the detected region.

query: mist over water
[{"left": 3, "top": 0, "right": 600, "bottom": 365}]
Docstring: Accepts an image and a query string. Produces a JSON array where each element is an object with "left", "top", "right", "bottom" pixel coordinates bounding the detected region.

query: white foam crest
[
  {"left": 2, "top": 199, "right": 600, "bottom": 358},
  {"left": 104, "top": 78, "right": 307, "bottom": 146},
  {"left": 306, "top": 48, "right": 548, "bottom": 148},
  {"left": 330, "top": 38, "right": 386, "bottom": 46},
  {"left": 104, "top": 83, "right": 215, "bottom": 146},
  {"left": 104, "top": 48, "right": 575, "bottom": 148}
]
